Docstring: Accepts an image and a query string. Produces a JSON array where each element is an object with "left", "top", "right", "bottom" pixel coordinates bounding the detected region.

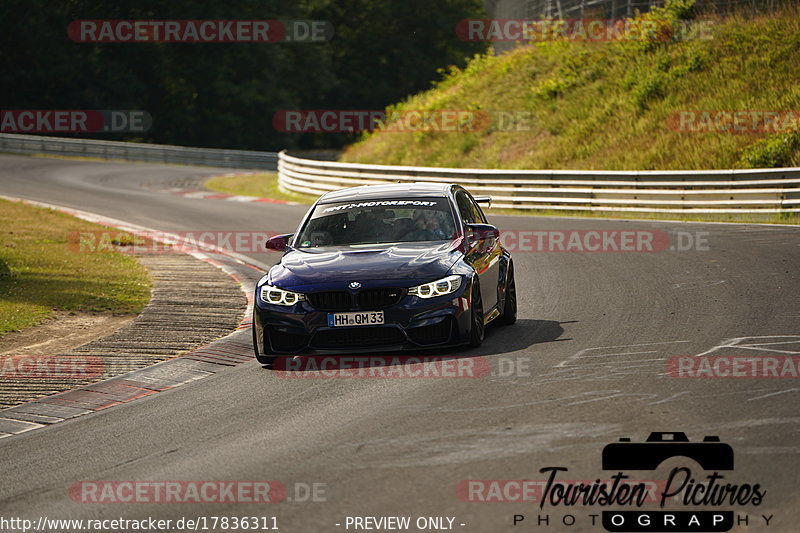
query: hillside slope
[{"left": 342, "top": 3, "right": 800, "bottom": 170}]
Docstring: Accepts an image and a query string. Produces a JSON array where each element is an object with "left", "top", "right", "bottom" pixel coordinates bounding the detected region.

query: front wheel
[
  {"left": 497, "top": 261, "right": 517, "bottom": 326},
  {"left": 468, "top": 278, "right": 484, "bottom": 348}
]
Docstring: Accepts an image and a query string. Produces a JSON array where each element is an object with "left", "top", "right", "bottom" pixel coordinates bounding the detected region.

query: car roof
[{"left": 317, "top": 182, "right": 453, "bottom": 204}]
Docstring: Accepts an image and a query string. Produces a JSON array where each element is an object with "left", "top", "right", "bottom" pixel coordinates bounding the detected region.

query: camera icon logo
[{"left": 602, "top": 432, "right": 734, "bottom": 471}]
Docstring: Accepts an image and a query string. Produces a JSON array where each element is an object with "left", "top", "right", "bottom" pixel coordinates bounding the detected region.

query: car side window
[
  {"left": 467, "top": 194, "right": 487, "bottom": 223},
  {"left": 455, "top": 191, "right": 476, "bottom": 225}
]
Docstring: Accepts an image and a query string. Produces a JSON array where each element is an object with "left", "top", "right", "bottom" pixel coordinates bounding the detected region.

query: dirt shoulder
[{"left": 0, "top": 311, "right": 134, "bottom": 358}]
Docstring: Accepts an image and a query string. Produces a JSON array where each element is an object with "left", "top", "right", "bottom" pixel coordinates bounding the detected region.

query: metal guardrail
[
  {"left": 3, "top": 134, "right": 797, "bottom": 214},
  {"left": 0, "top": 133, "right": 278, "bottom": 171},
  {"left": 278, "top": 151, "right": 800, "bottom": 214}
]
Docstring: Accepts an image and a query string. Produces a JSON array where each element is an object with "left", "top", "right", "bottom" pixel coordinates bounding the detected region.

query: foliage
[
  {"left": 739, "top": 131, "right": 800, "bottom": 168},
  {"left": 0, "top": 0, "right": 487, "bottom": 150},
  {"left": 342, "top": 6, "right": 800, "bottom": 171}
]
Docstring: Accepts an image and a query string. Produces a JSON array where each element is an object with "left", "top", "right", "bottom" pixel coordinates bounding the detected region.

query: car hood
[{"left": 268, "top": 241, "right": 462, "bottom": 291}]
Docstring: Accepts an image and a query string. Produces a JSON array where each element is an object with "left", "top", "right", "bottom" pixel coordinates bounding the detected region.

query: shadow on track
[{"left": 260, "top": 319, "right": 570, "bottom": 374}]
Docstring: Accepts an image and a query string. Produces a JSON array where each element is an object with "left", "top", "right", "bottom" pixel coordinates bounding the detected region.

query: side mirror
[
  {"left": 473, "top": 195, "right": 492, "bottom": 208},
  {"left": 265, "top": 233, "right": 294, "bottom": 252},
  {"left": 465, "top": 223, "right": 499, "bottom": 251}
]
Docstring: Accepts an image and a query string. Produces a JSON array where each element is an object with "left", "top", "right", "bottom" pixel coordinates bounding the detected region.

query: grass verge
[
  {"left": 204, "top": 173, "right": 318, "bottom": 204},
  {"left": 342, "top": 3, "right": 800, "bottom": 170},
  {"left": 0, "top": 199, "right": 152, "bottom": 336}
]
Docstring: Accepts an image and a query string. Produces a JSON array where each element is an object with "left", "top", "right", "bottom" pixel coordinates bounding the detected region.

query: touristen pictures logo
[{"left": 463, "top": 432, "right": 769, "bottom": 532}]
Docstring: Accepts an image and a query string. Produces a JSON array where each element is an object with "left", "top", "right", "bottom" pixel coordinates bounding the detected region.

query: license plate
[{"left": 327, "top": 311, "right": 384, "bottom": 327}]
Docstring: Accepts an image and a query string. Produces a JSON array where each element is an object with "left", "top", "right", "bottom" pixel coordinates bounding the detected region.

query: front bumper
[{"left": 254, "top": 285, "right": 473, "bottom": 354}]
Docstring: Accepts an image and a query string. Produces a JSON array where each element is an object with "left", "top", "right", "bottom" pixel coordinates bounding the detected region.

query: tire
[
  {"left": 497, "top": 261, "right": 517, "bottom": 326},
  {"left": 468, "top": 277, "right": 485, "bottom": 348},
  {"left": 252, "top": 311, "right": 277, "bottom": 365}
]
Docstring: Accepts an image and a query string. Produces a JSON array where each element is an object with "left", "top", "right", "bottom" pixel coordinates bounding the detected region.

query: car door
[{"left": 455, "top": 190, "right": 501, "bottom": 313}]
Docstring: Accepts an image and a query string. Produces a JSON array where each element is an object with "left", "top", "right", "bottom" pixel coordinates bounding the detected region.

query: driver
[
  {"left": 402, "top": 209, "right": 448, "bottom": 241},
  {"left": 348, "top": 209, "right": 393, "bottom": 243}
]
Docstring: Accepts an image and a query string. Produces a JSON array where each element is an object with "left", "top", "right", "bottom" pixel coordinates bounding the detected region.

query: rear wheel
[
  {"left": 468, "top": 278, "right": 484, "bottom": 348},
  {"left": 497, "top": 261, "right": 517, "bottom": 326}
]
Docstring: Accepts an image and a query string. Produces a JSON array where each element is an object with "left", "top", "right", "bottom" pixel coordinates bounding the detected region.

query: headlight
[
  {"left": 408, "top": 275, "right": 462, "bottom": 299},
  {"left": 260, "top": 285, "right": 306, "bottom": 306}
]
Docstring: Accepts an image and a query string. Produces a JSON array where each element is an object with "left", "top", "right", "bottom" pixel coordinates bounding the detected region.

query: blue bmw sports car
[{"left": 252, "top": 183, "right": 516, "bottom": 362}]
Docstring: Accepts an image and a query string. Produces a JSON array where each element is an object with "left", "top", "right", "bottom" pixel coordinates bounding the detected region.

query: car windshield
[{"left": 295, "top": 197, "right": 457, "bottom": 247}]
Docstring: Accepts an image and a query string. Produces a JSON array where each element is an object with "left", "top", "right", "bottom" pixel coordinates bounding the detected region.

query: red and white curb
[{"left": 0, "top": 196, "right": 268, "bottom": 438}]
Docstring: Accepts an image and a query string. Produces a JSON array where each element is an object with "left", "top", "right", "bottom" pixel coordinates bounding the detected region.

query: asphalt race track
[{"left": 1, "top": 153, "right": 799, "bottom": 532}]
